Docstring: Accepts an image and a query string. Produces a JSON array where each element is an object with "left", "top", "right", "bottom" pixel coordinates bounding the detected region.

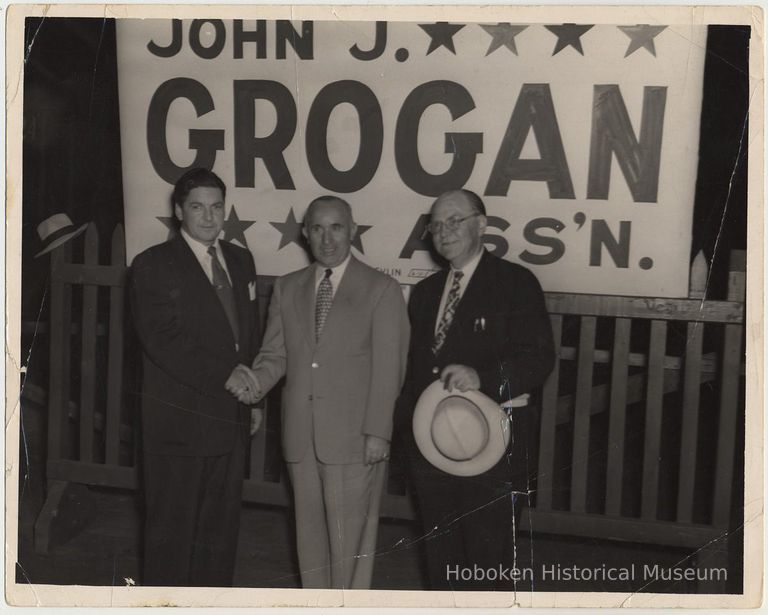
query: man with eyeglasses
[{"left": 395, "top": 188, "right": 555, "bottom": 590}]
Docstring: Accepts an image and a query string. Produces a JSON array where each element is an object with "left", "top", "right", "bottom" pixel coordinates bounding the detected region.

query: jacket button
[
  {"left": 308, "top": 395, "right": 313, "bottom": 401},
  {"left": 432, "top": 366, "right": 439, "bottom": 374},
  {"left": 311, "top": 362, "right": 319, "bottom": 368}
]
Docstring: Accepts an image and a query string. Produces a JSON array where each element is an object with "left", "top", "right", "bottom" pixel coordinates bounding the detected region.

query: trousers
[
  {"left": 142, "top": 434, "right": 245, "bottom": 587},
  {"left": 287, "top": 449, "right": 388, "bottom": 589}
]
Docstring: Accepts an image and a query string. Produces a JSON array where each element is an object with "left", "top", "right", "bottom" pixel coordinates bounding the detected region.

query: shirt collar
[
  {"left": 450, "top": 248, "right": 484, "bottom": 281},
  {"left": 315, "top": 253, "right": 352, "bottom": 284},
  {"left": 181, "top": 228, "right": 221, "bottom": 260}
]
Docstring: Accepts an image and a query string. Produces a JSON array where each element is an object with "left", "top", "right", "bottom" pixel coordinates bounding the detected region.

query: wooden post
[
  {"left": 689, "top": 250, "right": 708, "bottom": 299},
  {"left": 677, "top": 253, "right": 708, "bottom": 522},
  {"left": 712, "top": 250, "right": 746, "bottom": 527},
  {"left": 641, "top": 320, "right": 667, "bottom": 520},
  {"left": 105, "top": 225, "right": 126, "bottom": 466},
  {"left": 698, "top": 250, "right": 745, "bottom": 592},
  {"left": 46, "top": 241, "right": 73, "bottom": 463},
  {"left": 37, "top": 239, "right": 76, "bottom": 554},
  {"left": 677, "top": 318, "right": 704, "bottom": 523},
  {"left": 535, "top": 314, "right": 562, "bottom": 511},
  {"left": 571, "top": 316, "right": 596, "bottom": 513},
  {"left": 78, "top": 224, "right": 99, "bottom": 462},
  {"left": 605, "top": 318, "right": 631, "bottom": 515}
]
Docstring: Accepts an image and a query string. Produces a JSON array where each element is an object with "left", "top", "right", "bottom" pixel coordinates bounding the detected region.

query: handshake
[{"left": 225, "top": 364, "right": 263, "bottom": 405}]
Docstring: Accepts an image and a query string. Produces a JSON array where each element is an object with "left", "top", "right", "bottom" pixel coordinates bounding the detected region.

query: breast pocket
[{"left": 464, "top": 311, "right": 508, "bottom": 348}]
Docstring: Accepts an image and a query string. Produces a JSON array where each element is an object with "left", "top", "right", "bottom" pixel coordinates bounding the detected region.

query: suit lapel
[
  {"left": 172, "top": 234, "right": 210, "bottom": 289},
  {"left": 294, "top": 266, "right": 317, "bottom": 348},
  {"left": 453, "top": 254, "right": 491, "bottom": 325},
  {"left": 172, "top": 236, "right": 236, "bottom": 350}
]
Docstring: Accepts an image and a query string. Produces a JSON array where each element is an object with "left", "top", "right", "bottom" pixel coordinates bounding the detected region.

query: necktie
[
  {"left": 207, "top": 245, "right": 240, "bottom": 345},
  {"left": 315, "top": 268, "right": 333, "bottom": 341},
  {"left": 432, "top": 270, "right": 464, "bottom": 354}
]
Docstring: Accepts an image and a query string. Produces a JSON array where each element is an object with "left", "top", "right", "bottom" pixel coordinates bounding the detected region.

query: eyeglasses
[{"left": 424, "top": 212, "right": 481, "bottom": 236}]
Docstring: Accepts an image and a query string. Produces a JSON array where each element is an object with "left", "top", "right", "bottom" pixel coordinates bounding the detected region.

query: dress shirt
[
  {"left": 313, "top": 254, "right": 351, "bottom": 300},
  {"left": 435, "top": 248, "right": 484, "bottom": 334},
  {"left": 181, "top": 229, "right": 232, "bottom": 285}
]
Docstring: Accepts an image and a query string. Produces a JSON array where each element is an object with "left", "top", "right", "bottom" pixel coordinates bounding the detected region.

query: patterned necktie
[
  {"left": 207, "top": 245, "right": 240, "bottom": 345},
  {"left": 432, "top": 270, "right": 464, "bottom": 354},
  {"left": 315, "top": 268, "right": 333, "bottom": 341}
]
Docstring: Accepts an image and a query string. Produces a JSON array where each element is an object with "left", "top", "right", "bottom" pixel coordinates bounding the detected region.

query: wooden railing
[
  {"left": 33, "top": 224, "right": 746, "bottom": 592},
  {"left": 526, "top": 258, "right": 745, "bottom": 544}
]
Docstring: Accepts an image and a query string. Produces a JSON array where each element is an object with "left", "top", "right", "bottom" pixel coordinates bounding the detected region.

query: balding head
[
  {"left": 431, "top": 189, "right": 486, "bottom": 217},
  {"left": 304, "top": 195, "right": 354, "bottom": 229},
  {"left": 302, "top": 195, "right": 358, "bottom": 268}
]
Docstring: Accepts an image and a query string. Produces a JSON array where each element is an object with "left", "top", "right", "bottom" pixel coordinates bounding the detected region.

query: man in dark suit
[
  {"left": 396, "top": 189, "right": 555, "bottom": 590},
  {"left": 129, "top": 168, "right": 261, "bottom": 587}
]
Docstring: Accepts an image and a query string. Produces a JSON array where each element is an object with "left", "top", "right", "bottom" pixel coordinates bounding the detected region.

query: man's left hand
[
  {"left": 364, "top": 435, "right": 390, "bottom": 465},
  {"left": 440, "top": 364, "right": 481, "bottom": 392}
]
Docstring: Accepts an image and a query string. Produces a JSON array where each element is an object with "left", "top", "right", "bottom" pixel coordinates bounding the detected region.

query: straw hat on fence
[{"left": 35, "top": 213, "right": 88, "bottom": 257}]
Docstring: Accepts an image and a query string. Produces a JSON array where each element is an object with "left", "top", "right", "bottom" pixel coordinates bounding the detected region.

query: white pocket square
[{"left": 248, "top": 281, "right": 257, "bottom": 301}]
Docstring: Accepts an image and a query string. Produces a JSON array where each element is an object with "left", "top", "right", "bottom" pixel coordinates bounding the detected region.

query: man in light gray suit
[{"left": 231, "top": 196, "right": 409, "bottom": 589}]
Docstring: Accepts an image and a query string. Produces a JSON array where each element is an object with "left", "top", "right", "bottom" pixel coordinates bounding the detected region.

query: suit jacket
[
  {"left": 129, "top": 235, "right": 261, "bottom": 457},
  {"left": 396, "top": 250, "right": 555, "bottom": 431},
  {"left": 252, "top": 256, "right": 410, "bottom": 464}
]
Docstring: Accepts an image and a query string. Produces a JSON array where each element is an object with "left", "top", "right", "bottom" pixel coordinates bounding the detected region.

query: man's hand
[
  {"left": 364, "top": 435, "right": 390, "bottom": 465},
  {"left": 237, "top": 366, "right": 262, "bottom": 404},
  {"left": 440, "top": 364, "right": 481, "bottom": 392},
  {"left": 225, "top": 364, "right": 261, "bottom": 404},
  {"left": 250, "top": 407, "right": 264, "bottom": 436}
]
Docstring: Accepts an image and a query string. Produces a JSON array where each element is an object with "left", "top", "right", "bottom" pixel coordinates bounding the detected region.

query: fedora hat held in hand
[{"left": 412, "top": 380, "right": 529, "bottom": 477}]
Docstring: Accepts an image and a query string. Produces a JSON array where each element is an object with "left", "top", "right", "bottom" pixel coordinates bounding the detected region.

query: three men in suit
[
  {"left": 130, "top": 168, "right": 261, "bottom": 587},
  {"left": 232, "top": 196, "right": 410, "bottom": 589},
  {"left": 395, "top": 189, "right": 555, "bottom": 590},
  {"left": 130, "top": 175, "right": 550, "bottom": 590}
]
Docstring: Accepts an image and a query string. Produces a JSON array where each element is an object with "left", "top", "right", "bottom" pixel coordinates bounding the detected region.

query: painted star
[
  {"left": 545, "top": 23, "right": 594, "bottom": 55},
  {"left": 270, "top": 209, "right": 372, "bottom": 254},
  {"left": 270, "top": 208, "right": 305, "bottom": 250},
  {"left": 351, "top": 224, "right": 372, "bottom": 254},
  {"left": 221, "top": 205, "right": 255, "bottom": 248},
  {"left": 419, "top": 22, "right": 465, "bottom": 55},
  {"left": 479, "top": 23, "right": 528, "bottom": 56},
  {"left": 618, "top": 25, "right": 667, "bottom": 57},
  {"left": 156, "top": 216, "right": 177, "bottom": 241}
]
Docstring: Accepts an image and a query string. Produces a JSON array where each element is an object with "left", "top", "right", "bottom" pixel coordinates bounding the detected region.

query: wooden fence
[{"left": 33, "top": 224, "right": 746, "bottom": 591}]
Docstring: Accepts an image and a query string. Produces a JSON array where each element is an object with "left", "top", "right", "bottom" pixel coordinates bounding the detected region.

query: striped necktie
[
  {"left": 315, "top": 268, "right": 333, "bottom": 341},
  {"left": 432, "top": 270, "right": 463, "bottom": 354}
]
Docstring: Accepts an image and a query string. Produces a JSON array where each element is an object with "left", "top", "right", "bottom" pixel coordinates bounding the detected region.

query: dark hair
[
  {"left": 172, "top": 167, "right": 226, "bottom": 207},
  {"left": 303, "top": 195, "right": 354, "bottom": 227},
  {"left": 432, "top": 189, "right": 486, "bottom": 216}
]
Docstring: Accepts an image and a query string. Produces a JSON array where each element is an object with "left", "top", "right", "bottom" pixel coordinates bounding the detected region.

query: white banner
[{"left": 117, "top": 18, "right": 707, "bottom": 296}]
